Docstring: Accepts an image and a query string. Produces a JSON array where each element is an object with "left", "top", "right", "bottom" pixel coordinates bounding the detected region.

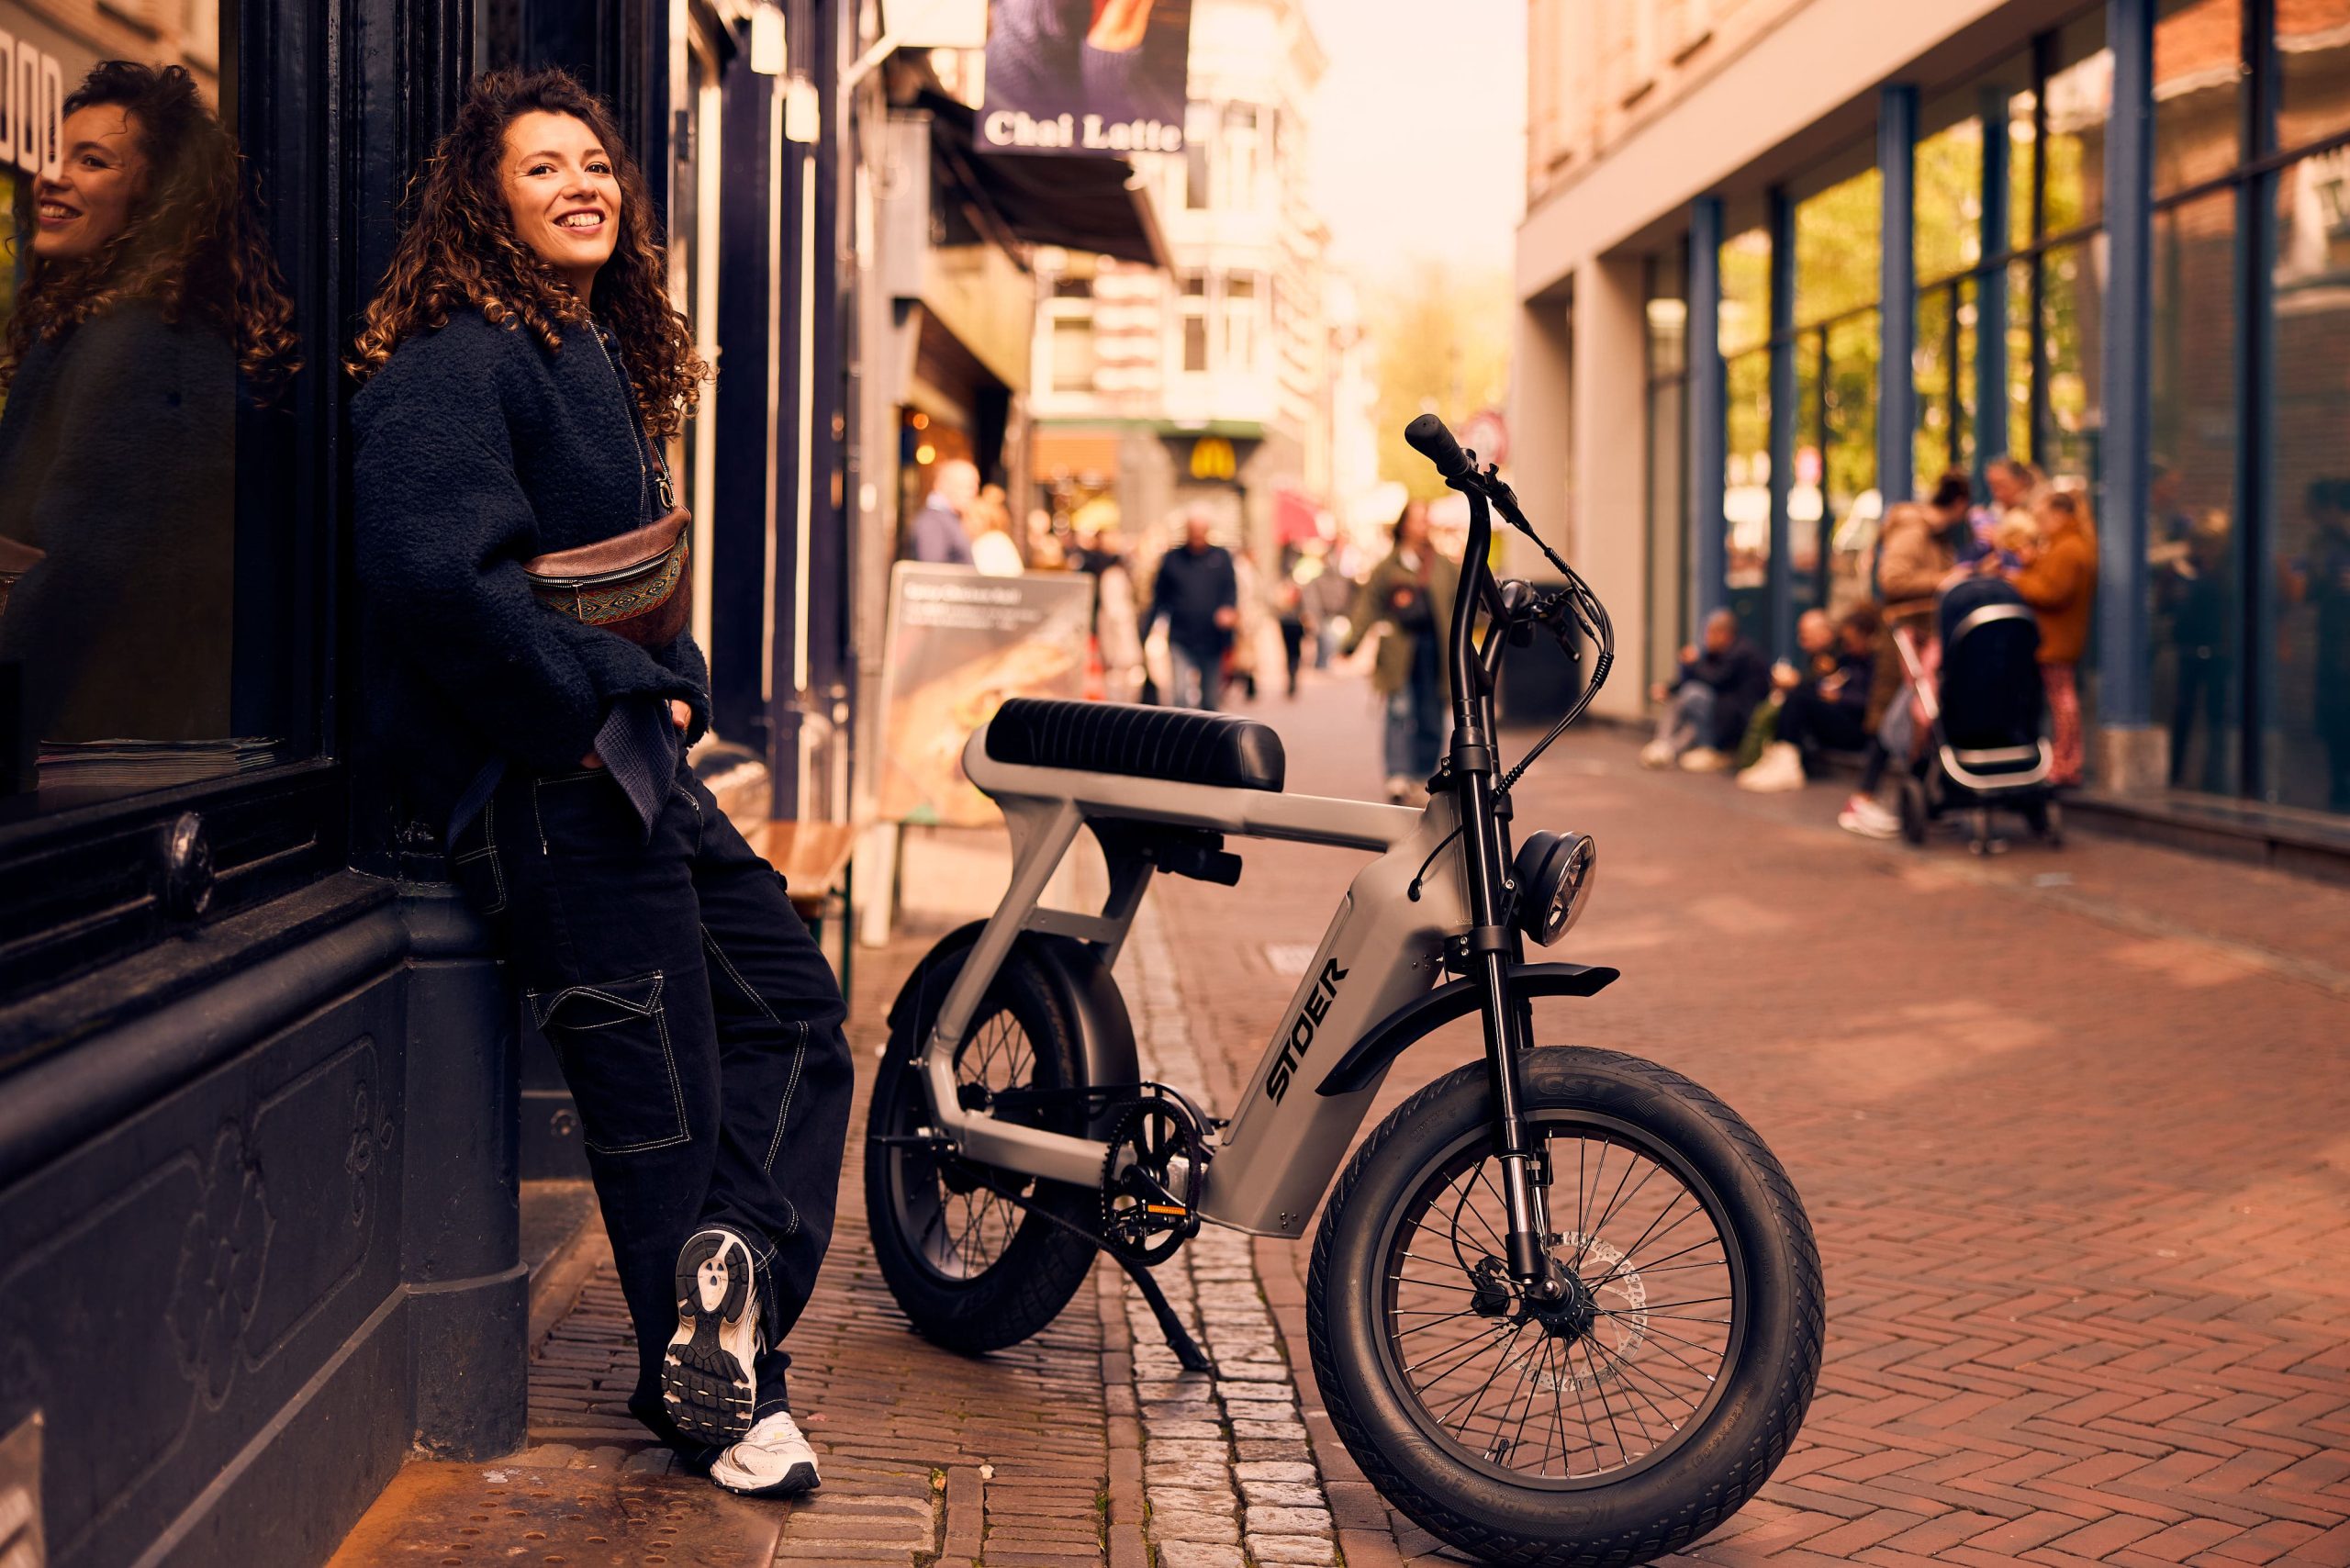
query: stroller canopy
[{"left": 1937, "top": 576, "right": 2042, "bottom": 753}]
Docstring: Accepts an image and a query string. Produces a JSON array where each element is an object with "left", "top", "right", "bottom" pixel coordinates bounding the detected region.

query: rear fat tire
[
  {"left": 865, "top": 948, "right": 1099, "bottom": 1355},
  {"left": 1307, "top": 1047, "right": 1824, "bottom": 1568}
]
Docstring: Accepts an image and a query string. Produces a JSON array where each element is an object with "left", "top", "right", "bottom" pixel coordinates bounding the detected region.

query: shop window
[
  {"left": 1793, "top": 167, "right": 1881, "bottom": 328},
  {"left": 2036, "top": 239, "right": 2103, "bottom": 489},
  {"left": 2277, "top": 0, "right": 2350, "bottom": 155},
  {"left": 0, "top": 6, "right": 308, "bottom": 822},
  {"left": 2042, "top": 19, "right": 2114, "bottom": 238},
  {"left": 2007, "top": 258, "right": 2036, "bottom": 463},
  {"left": 2155, "top": 0, "right": 2244, "bottom": 195},
  {"left": 1916, "top": 116, "right": 1985, "bottom": 284},
  {"left": 1914, "top": 277, "right": 1978, "bottom": 487},
  {"left": 2266, "top": 153, "right": 2350, "bottom": 812},
  {"left": 1822, "top": 309, "right": 1880, "bottom": 612},
  {"left": 1718, "top": 226, "right": 1770, "bottom": 356},
  {"left": 1724, "top": 347, "right": 1770, "bottom": 631},
  {"left": 2150, "top": 190, "right": 2243, "bottom": 796},
  {"left": 1643, "top": 251, "right": 1689, "bottom": 695}
]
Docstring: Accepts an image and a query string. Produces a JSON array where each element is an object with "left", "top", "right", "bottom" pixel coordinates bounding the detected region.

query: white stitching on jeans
[{"left": 763, "top": 1021, "right": 810, "bottom": 1182}]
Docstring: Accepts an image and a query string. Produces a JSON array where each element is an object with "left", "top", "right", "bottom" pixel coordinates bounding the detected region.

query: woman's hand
[
  {"left": 1088, "top": 0, "right": 1155, "bottom": 50},
  {"left": 579, "top": 700, "right": 691, "bottom": 767}
]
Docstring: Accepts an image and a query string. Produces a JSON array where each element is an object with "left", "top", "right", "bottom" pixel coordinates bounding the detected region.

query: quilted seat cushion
[{"left": 983, "top": 699, "right": 1285, "bottom": 792}]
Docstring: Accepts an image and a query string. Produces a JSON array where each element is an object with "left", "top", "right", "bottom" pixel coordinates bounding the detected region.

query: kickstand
[
  {"left": 975, "top": 1170, "right": 1216, "bottom": 1374},
  {"left": 1115, "top": 1251, "right": 1214, "bottom": 1374}
]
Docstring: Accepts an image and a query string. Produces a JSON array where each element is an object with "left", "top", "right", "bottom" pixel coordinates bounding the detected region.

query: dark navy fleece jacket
[{"left": 353, "top": 308, "right": 710, "bottom": 840}]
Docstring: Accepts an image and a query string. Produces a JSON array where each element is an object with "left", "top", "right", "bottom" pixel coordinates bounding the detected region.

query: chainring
[{"left": 1099, "top": 1096, "right": 1205, "bottom": 1266}]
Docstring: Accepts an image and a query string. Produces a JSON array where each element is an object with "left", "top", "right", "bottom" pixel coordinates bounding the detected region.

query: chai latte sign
[{"left": 980, "top": 0, "right": 1193, "bottom": 157}]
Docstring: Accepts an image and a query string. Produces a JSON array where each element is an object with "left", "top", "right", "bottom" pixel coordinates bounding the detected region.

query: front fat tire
[{"left": 1307, "top": 1047, "right": 1824, "bottom": 1568}]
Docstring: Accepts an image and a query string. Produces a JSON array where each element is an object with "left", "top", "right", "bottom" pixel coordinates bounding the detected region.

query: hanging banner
[
  {"left": 981, "top": 0, "right": 1192, "bottom": 157},
  {"left": 878, "top": 564, "right": 1095, "bottom": 826}
]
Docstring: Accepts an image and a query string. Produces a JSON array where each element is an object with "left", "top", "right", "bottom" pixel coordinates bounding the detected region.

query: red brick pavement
[{"left": 1180, "top": 671, "right": 2350, "bottom": 1568}]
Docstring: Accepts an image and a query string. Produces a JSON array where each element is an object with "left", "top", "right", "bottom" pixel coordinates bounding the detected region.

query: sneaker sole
[
  {"left": 663, "top": 1234, "right": 758, "bottom": 1445},
  {"left": 712, "top": 1460, "right": 821, "bottom": 1499}
]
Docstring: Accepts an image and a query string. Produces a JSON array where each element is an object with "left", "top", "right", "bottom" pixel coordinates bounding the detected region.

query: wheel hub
[{"left": 1525, "top": 1265, "right": 1597, "bottom": 1340}]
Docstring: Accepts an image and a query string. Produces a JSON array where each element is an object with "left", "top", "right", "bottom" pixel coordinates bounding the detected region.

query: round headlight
[{"left": 1510, "top": 831, "right": 1598, "bottom": 946}]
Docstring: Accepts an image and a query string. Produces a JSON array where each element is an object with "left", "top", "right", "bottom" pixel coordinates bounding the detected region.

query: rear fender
[
  {"left": 1314, "top": 961, "right": 1619, "bottom": 1098},
  {"left": 887, "top": 922, "right": 1141, "bottom": 1137}
]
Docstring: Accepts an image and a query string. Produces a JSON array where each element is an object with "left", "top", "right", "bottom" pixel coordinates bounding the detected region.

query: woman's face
[
  {"left": 499, "top": 110, "right": 621, "bottom": 297},
  {"left": 1398, "top": 505, "right": 1429, "bottom": 549},
  {"left": 34, "top": 105, "right": 147, "bottom": 261}
]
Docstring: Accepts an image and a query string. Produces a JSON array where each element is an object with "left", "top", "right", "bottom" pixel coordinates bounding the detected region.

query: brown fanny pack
[{"left": 522, "top": 506, "right": 692, "bottom": 648}]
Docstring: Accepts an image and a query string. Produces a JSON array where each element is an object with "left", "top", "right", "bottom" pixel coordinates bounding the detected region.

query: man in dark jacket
[
  {"left": 1143, "top": 514, "right": 1238, "bottom": 709},
  {"left": 1642, "top": 608, "right": 1771, "bottom": 771}
]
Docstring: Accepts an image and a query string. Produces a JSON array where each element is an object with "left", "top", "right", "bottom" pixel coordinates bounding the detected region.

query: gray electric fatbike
[{"left": 864, "top": 416, "right": 1824, "bottom": 1566}]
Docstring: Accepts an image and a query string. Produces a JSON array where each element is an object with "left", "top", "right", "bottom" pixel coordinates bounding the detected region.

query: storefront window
[
  {"left": 2267, "top": 153, "right": 2350, "bottom": 812},
  {"left": 1794, "top": 168, "right": 1881, "bottom": 326},
  {"left": 0, "top": 5, "right": 305, "bottom": 821},
  {"left": 2156, "top": 0, "right": 2245, "bottom": 195},
  {"left": 2151, "top": 191, "right": 2242, "bottom": 796},
  {"left": 1915, "top": 277, "right": 1977, "bottom": 485},
  {"left": 1644, "top": 252, "right": 1690, "bottom": 695},
  {"left": 2037, "top": 240, "right": 2103, "bottom": 488},
  {"left": 1916, "top": 118, "right": 1985, "bottom": 284},
  {"left": 1725, "top": 347, "right": 1771, "bottom": 630},
  {"left": 2042, "top": 21, "right": 2114, "bottom": 236},
  {"left": 2276, "top": 0, "right": 2350, "bottom": 153},
  {"left": 1791, "top": 339, "right": 1824, "bottom": 611},
  {"left": 1718, "top": 226, "right": 1771, "bottom": 356},
  {"left": 1822, "top": 309, "right": 1879, "bottom": 611}
]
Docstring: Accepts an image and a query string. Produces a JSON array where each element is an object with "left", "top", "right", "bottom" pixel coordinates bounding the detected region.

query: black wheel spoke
[{"left": 1378, "top": 1108, "right": 1745, "bottom": 1486}]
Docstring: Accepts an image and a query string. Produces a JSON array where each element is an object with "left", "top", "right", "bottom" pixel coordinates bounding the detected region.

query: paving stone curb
[{"left": 1118, "top": 897, "right": 1342, "bottom": 1568}]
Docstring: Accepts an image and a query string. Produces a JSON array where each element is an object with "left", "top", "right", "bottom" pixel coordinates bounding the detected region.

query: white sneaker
[
  {"left": 1838, "top": 795, "right": 1900, "bottom": 839},
  {"left": 710, "top": 1410, "right": 822, "bottom": 1497},
  {"left": 1639, "top": 739, "right": 1675, "bottom": 769},
  {"left": 1678, "top": 746, "right": 1730, "bottom": 773},
  {"left": 1737, "top": 742, "right": 1807, "bottom": 793},
  {"left": 662, "top": 1227, "right": 762, "bottom": 1444}
]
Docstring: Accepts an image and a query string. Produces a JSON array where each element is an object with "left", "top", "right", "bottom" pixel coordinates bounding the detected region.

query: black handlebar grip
[{"left": 1404, "top": 413, "right": 1472, "bottom": 480}]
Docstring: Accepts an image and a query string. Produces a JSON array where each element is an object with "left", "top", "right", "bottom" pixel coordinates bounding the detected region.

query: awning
[{"left": 919, "top": 90, "right": 1169, "bottom": 270}]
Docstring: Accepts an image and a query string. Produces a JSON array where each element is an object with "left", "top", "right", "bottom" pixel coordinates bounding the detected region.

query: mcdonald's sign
[{"left": 1189, "top": 437, "right": 1237, "bottom": 481}]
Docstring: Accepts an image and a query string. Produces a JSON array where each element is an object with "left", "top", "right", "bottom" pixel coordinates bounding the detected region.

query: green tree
[{"left": 1366, "top": 260, "right": 1513, "bottom": 499}]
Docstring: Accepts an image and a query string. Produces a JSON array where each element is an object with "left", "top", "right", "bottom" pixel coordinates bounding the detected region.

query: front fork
[{"left": 1448, "top": 700, "right": 1561, "bottom": 1300}]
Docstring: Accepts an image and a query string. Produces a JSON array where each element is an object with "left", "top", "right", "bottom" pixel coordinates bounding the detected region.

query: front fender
[{"left": 1313, "top": 960, "right": 1619, "bottom": 1098}]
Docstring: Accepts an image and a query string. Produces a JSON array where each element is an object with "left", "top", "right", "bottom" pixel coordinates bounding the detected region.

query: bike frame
[{"left": 916, "top": 479, "right": 1566, "bottom": 1282}]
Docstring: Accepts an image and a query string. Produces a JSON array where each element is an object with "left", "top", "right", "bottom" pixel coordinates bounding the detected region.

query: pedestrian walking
[
  {"left": 2006, "top": 487, "right": 2098, "bottom": 788},
  {"left": 1273, "top": 565, "right": 1309, "bottom": 698},
  {"left": 906, "top": 457, "right": 979, "bottom": 565},
  {"left": 1344, "top": 499, "right": 1459, "bottom": 802},
  {"left": 1142, "top": 512, "right": 1239, "bottom": 709},
  {"left": 348, "top": 67, "right": 852, "bottom": 1499}
]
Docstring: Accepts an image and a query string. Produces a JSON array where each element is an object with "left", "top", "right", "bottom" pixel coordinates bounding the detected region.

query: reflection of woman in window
[
  {"left": 0, "top": 62, "right": 297, "bottom": 748},
  {"left": 349, "top": 67, "right": 849, "bottom": 1501}
]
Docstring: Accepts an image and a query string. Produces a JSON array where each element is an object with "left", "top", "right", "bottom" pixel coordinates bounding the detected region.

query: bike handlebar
[{"left": 1404, "top": 413, "right": 1473, "bottom": 481}]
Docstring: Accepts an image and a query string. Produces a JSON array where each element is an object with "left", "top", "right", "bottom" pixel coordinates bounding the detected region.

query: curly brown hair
[
  {"left": 1, "top": 61, "right": 299, "bottom": 394},
  {"left": 348, "top": 67, "right": 706, "bottom": 440}
]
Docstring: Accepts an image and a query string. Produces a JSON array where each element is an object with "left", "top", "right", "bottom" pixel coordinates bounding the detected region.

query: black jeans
[{"left": 448, "top": 756, "right": 853, "bottom": 1430}]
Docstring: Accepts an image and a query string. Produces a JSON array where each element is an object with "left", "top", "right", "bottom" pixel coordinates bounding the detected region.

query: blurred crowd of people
[{"left": 1641, "top": 458, "right": 2100, "bottom": 840}]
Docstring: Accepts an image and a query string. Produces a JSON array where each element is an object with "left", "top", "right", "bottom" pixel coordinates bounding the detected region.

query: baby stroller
[{"left": 1889, "top": 575, "right": 2063, "bottom": 854}]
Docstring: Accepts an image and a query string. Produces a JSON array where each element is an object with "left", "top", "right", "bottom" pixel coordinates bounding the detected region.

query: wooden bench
[{"left": 753, "top": 820, "right": 860, "bottom": 988}]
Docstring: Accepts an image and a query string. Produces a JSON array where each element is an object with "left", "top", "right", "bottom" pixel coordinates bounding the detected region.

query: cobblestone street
[{"left": 333, "top": 667, "right": 2350, "bottom": 1568}]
